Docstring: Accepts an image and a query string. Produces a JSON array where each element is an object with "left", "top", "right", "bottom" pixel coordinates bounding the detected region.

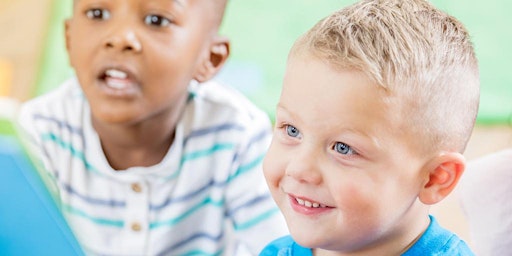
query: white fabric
[
  {"left": 458, "top": 149, "right": 512, "bottom": 256},
  {"left": 18, "top": 78, "right": 288, "bottom": 256}
]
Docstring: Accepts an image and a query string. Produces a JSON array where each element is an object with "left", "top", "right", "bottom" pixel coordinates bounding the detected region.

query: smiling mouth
[{"left": 294, "top": 197, "right": 331, "bottom": 208}]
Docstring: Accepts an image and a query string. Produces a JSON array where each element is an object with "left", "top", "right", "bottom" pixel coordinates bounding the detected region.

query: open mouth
[
  {"left": 104, "top": 69, "right": 129, "bottom": 88},
  {"left": 98, "top": 66, "right": 139, "bottom": 89},
  {"left": 99, "top": 68, "right": 131, "bottom": 89}
]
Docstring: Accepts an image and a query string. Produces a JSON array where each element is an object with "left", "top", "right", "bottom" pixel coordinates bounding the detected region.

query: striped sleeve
[{"left": 223, "top": 110, "right": 288, "bottom": 254}]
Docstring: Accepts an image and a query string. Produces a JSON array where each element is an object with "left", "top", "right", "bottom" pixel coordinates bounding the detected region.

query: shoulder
[
  {"left": 182, "top": 80, "right": 272, "bottom": 148},
  {"left": 457, "top": 149, "right": 512, "bottom": 254},
  {"left": 458, "top": 149, "right": 512, "bottom": 208},
  {"left": 18, "top": 77, "right": 85, "bottom": 123},
  {"left": 188, "top": 80, "right": 271, "bottom": 128},
  {"left": 460, "top": 149, "right": 512, "bottom": 189},
  {"left": 404, "top": 216, "right": 474, "bottom": 256},
  {"left": 17, "top": 77, "right": 87, "bottom": 147},
  {"left": 260, "top": 236, "right": 312, "bottom": 256}
]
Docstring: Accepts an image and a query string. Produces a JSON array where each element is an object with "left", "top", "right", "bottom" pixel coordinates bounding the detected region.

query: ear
[
  {"left": 193, "top": 36, "right": 230, "bottom": 82},
  {"left": 65, "top": 19, "right": 72, "bottom": 53},
  {"left": 64, "top": 19, "right": 75, "bottom": 69},
  {"left": 418, "top": 152, "right": 466, "bottom": 205}
]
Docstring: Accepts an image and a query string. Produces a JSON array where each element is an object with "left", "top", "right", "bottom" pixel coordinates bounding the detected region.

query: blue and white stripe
[{"left": 18, "top": 78, "right": 288, "bottom": 256}]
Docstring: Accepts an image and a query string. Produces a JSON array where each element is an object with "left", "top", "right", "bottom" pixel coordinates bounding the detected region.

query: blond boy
[{"left": 261, "top": 0, "right": 479, "bottom": 255}]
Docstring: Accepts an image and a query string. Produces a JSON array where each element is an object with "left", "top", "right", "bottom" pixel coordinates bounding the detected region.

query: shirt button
[
  {"left": 131, "top": 183, "right": 142, "bottom": 193},
  {"left": 131, "top": 222, "right": 142, "bottom": 232}
]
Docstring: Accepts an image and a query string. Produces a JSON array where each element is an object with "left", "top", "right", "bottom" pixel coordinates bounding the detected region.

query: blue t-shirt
[{"left": 260, "top": 216, "right": 474, "bottom": 256}]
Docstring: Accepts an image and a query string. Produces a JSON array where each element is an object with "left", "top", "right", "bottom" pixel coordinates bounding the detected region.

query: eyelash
[
  {"left": 85, "top": 8, "right": 110, "bottom": 20},
  {"left": 144, "top": 14, "right": 172, "bottom": 27},
  {"left": 284, "top": 124, "right": 301, "bottom": 138},
  {"left": 332, "top": 142, "right": 356, "bottom": 155},
  {"left": 84, "top": 9, "right": 173, "bottom": 27},
  {"left": 281, "top": 123, "right": 357, "bottom": 156}
]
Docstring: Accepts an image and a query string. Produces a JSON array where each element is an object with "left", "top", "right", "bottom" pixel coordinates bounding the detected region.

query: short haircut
[{"left": 290, "top": 0, "right": 479, "bottom": 154}]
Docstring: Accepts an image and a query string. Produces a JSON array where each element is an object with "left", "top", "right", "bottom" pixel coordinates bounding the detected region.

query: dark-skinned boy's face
[{"left": 66, "top": 0, "right": 227, "bottom": 125}]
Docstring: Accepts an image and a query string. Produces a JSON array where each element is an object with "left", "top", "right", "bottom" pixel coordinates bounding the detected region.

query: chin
[
  {"left": 289, "top": 226, "right": 326, "bottom": 249},
  {"left": 92, "top": 110, "right": 138, "bottom": 126}
]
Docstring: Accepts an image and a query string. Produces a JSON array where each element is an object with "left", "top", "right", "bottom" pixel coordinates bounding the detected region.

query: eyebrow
[
  {"left": 173, "top": 0, "right": 185, "bottom": 7},
  {"left": 275, "top": 104, "right": 298, "bottom": 122},
  {"left": 276, "top": 103, "right": 383, "bottom": 152}
]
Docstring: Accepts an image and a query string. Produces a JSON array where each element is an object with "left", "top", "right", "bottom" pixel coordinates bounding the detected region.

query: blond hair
[{"left": 291, "top": 0, "right": 479, "bottom": 153}]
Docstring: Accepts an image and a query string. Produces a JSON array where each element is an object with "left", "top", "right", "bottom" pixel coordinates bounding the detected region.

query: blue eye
[
  {"left": 333, "top": 142, "right": 354, "bottom": 155},
  {"left": 85, "top": 9, "right": 110, "bottom": 20},
  {"left": 144, "top": 15, "right": 171, "bottom": 27},
  {"left": 285, "top": 125, "right": 300, "bottom": 138}
]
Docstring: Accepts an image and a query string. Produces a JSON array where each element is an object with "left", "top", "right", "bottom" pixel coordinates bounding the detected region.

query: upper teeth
[
  {"left": 296, "top": 198, "right": 326, "bottom": 208},
  {"left": 106, "top": 69, "right": 128, "bottom": 79}
]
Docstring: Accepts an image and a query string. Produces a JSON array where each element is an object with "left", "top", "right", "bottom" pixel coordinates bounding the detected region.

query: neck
[
  {"left": 99, "top": 124, "right": 176, "bottom": 170},
  {"left": 313, "top": 207, "right": 430, "bottom": 256},
  {"left": 93, "top": 100, "right": 186, "bottom": 171}
]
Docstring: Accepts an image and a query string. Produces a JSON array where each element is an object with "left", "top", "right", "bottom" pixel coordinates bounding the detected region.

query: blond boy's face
[
  {"left": 66, "top": 0, "right": 222, "bottom": 125},
  {"left": 263, "top": 56, "right": 430, "bottom": 254}
]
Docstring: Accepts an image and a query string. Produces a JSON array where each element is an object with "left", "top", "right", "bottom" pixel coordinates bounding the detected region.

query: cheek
[
  {"left": 144, "top": 61, "right": 193, "bottom": 96},
  {"left": 68, "top": 40, "right": 94, "bottom": 69},
  {"left": 330, "top": 177, "right": 381, "bottom": 213},
  {"left": 145, "top": 40, "right": 197, "bottom": 74},
  {"left": 262, "top": 145, "right": 284, "bottom": 188}
]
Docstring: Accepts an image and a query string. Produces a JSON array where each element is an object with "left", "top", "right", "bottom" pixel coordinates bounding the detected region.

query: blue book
[{"left": 0, "top": 99, "right": 84, "bottom": 256}]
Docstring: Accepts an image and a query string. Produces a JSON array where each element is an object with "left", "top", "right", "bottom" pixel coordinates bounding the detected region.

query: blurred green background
[{"left": 36, "top": 0, "right": 512, "bottom": 123}]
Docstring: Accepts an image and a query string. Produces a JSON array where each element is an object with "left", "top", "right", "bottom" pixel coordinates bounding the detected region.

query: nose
[
  {"left": 285, "top": 145, "right": 323, "bottom": 185},
  {"left": 104, "top": 27, "right": 142, "bottom": 53}
]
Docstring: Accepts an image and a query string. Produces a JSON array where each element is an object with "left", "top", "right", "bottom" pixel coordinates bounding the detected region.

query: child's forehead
[
  {"left": 73, "top": 0, "right": 227, "bottom": 11},
  {"left": 73, "top": 0, "right": 227, "bottom": 25}
]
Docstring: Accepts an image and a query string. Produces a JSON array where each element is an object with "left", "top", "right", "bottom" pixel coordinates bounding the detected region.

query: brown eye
[
  {"left": 144, "top": 15, "right": 171, "bottom": 27},
  {"left": 85, "top": 9, "right": 110, "bottom": 20}
]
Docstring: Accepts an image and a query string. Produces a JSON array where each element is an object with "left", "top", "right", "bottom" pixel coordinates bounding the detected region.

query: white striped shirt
[{"left": 18, "top": 78, "right": 287, "bottom": 256}]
